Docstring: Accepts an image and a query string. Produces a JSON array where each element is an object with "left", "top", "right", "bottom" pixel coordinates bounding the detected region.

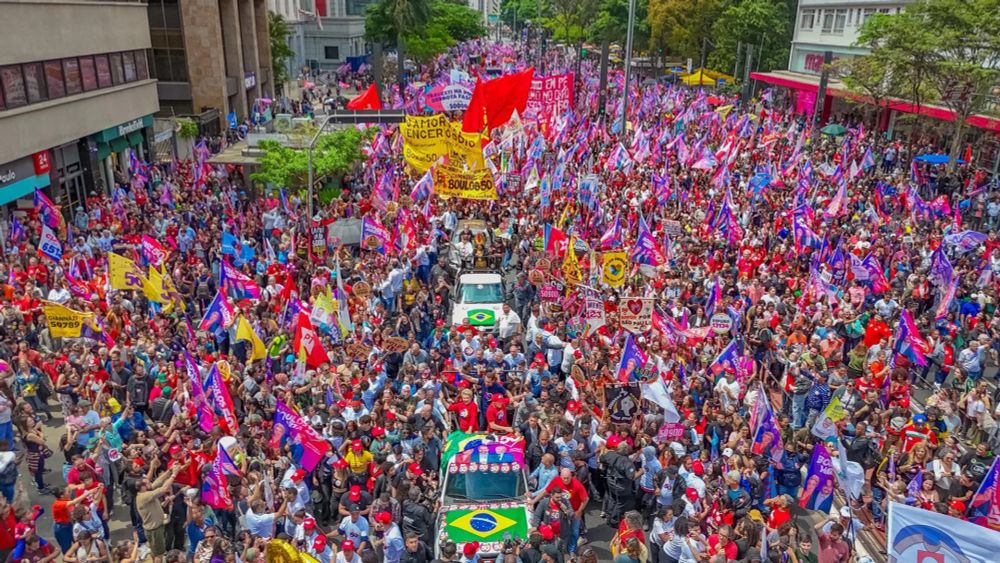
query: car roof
[{"left": 458, "top": 273, "right": 502, "bottom": 284}]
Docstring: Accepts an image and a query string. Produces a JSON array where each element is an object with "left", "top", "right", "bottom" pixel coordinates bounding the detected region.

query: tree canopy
[
  {"left": 854, "top": 0, "right": 1000, "bottom": 165},
  {"left": 366, "top": 0, "right": 485, "bottom": 62},
  {"left": 250, "top": 128, "right": 369, "bottom": 194},
  {"left": 268, "top": 11, "right": 295, "bottom": 86}
]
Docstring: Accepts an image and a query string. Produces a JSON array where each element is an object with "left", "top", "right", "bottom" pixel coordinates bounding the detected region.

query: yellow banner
[
  {"left": 602, "top": 251, "right": 627, "bottom": 287},
  {"left": 44, "top": 302, "right": 92, "bottom": 338},
  {"left": 400, "top": 116, "right": 484, "bottom": 172},
  {"left": 561, "top": 238, "right": 583, "bottom": 285},
  {"left": 109, "top": 253, "right": 147, "bottom": 291},
  {"left": 432, "top": 164, "right": 498, "bottom": 200}
]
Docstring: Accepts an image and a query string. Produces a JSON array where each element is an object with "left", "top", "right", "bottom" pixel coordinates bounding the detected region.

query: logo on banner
[{"left": 602, "top": 252, "right": 627, "bottom": 287}]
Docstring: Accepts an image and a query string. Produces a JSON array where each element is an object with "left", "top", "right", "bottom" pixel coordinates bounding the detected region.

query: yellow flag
[
  {"left": 108, "top": 253, "right": 147, "bottom": 291},
  {"left": 824, "top": 395, "right": 846, "bottom": 422},
  {"left": 143, "top": 266, "right": 171, "bottom": 305},
  {"left": 561, "top": 238, "right": 582, "bottom": 286},
  {"left": 161, "top": 271, "right": 186, "bottom": 313},
  {"left": 236, "top": 316, "right": 266, "bottom": 361},
  {"left": 43, "top": 302, "right": 92, "bottom": 338},
  {"left": 602, "top": 251, "right": 627, "bottom": 288}
]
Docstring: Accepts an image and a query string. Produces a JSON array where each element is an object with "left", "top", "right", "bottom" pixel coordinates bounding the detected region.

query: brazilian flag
[
  {"left": 444, "top": 507, "right": 528, "bottom": 543},
  {"left": 467, "top": 309, "right": 496, "bottom": 326}
]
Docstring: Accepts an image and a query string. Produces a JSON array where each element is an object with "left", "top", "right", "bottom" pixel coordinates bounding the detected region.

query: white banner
[{"left": 887, "top": 501, "right": 1000, "bottom": 562}]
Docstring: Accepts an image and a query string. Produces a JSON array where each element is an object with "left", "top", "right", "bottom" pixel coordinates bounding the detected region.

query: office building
[
  {"left": 147, "top": 0, "right": 274, "bottom": 131},
  {"left": 270, "top": 0, "right": 375, "bottom": 74},
  {"left": 0, "top": 0, "right": 159, "bottom": 211}
]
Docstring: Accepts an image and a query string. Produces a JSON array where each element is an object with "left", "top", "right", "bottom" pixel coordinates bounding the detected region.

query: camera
[{"left": 501, "top": 532, "right": 522, "bottom": 554}]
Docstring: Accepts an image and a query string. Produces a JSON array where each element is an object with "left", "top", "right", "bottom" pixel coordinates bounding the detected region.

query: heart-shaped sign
[{"left": 627, "top": 299, "right": 644, "bottom": 315}]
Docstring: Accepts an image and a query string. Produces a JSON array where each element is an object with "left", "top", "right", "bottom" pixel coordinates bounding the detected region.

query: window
[
  {"left": 80, "top": 57, "right": 97, "bottom": 91},
  {"left": 800, "top": 9, "right": 815, "bottom": 30},
  {"left": 22, "top": 63, "right": 45, "bottom": 103},
  {"left": 834, "top": 9, "right": 847, "bottom": 33},
  {"left": 123, "top": 51, "right": 137, "bottom": 82},
  {"left": 44, "top": 61, "right": 65, "bottom": 99},
  {"left": 1, "top": 66, "right": 26, "bottom": 108},
  {"left": 345, "top": 0, "right": 377, "bottom": 17},
  {"left": 821, "top": 9, "right": 835, "bottom": 33},
  {"left": 135, "top": 50, "right": 149, "bottom": 80},
  {"left": 64, "top": 58, "right": 82, "bottom": 95},
  {"left": 324, "top": 46, "right": 340, "bottom": 60},
  {"left": 95, "top": 55, "right": 112, "bottom": 88},
  {"left": 860, "top": 8, "right": 876, "bottom": 26},
  {"left": 110, "top": 53, "right": 124, "bottom": 85}
]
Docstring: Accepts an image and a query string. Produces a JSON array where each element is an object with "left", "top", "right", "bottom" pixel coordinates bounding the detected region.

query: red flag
[
  {"left": 294, "top": 311, "right": 330, "bottom": 367},
  {"left": 347, "top": 84, "right": 382, "bottom": 110},
  {"left": 461, "top": 68, "right": 535, "bottom": 133}
]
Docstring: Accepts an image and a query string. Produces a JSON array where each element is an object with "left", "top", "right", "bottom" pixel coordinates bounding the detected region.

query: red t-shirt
[
  {"left": 448, "top": 401, "right": 479, "bottom": 433},
  {"left": 544, "top": 477, "right": 588, "bottom": 512},
  {"left": 485, "top": 402, "right": 510, "bottom": 431},
  {"left": 708, "top": 534, "right": 739, "bottom": 561}
]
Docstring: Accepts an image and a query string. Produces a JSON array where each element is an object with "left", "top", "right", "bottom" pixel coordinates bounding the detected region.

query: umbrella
[
  {"left": 820, "top": 124, "right": 847, "bottom": 136},
  {"left": 915, "top": 153, "right": 965, "bottom": 164}
]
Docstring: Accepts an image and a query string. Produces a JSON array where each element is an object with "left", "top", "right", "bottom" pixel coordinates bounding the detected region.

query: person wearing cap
[
  {"left": 372, "top": 511, "right": 403, "bottom": 563},
  {"left": 947, "top": 499, "right": 968, "bottom": 520},
  {"left": 338, "top": 485, "right": 373, "bottom": 518},
  {"left": 333, "top": 539, "right": 360, "bottom": 563},
  {"left": 821, "top": 506, "right": 864, "bottom": 545},
  {"left": 899, "top": 413, "right": 939, "bottom": 453},
  {"left": 528, "top": 468, "right": 588, "bottom": 554},
  {"left": 340, "top": 439, "right": 373, "bottom": 481},
  {"left": 336, "top": 503, "right": 370, "bottom": 553},
  {"left": 459, "top": 540, "right": 480, "bottom": 563}
]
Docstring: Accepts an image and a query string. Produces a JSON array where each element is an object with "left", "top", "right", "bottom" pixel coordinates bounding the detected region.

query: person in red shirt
[
  {"left": 446, "top": 388, "right": 479, "bottom": 432},
  {"left": 528, "top": 468, "right": 589, "bottom": 554},
  {"left": 707, "top": 525, "right": 739, "bottom": 561},
  {"left": 484, "top": 395, "right": 512, "bottom": 433}
]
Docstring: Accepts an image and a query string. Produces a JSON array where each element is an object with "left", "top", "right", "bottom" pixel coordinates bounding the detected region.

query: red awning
[{"left": 750, "top": 71, "right": 819, "bottom": 93}]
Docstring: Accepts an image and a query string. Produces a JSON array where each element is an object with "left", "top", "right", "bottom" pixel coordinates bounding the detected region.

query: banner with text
[
  {"left": 432, "top": 164, "right": 498, "bottom": 200},
  {"left": 525, "top": 73, "right": 574, "bottom": 122}
]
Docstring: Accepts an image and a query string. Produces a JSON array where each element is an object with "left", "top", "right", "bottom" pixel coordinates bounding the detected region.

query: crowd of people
[{"left": 0, "top": 37, "right": 998, "bottom": 563}]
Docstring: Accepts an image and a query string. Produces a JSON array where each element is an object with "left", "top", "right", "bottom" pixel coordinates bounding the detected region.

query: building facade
[
  {"left": 147, "top": 0, "right": 274, "bottom": 130},
  {"left": 0, "top": 0, "right": 160, "bottom": 213},
  {"left": 272, "top": 0, "right": 374, "bottom": 74},
  {"left": 788, "top": 0, "right": 912, "bottom": 75}
]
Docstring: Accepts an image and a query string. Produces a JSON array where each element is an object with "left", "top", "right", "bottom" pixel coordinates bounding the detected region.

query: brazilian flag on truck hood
[
  {"left": 466, "top": 309, "right": 496, "bottom": 326},
  {"left": 443, "top": 506, "right": 529, "bottom": 544}
]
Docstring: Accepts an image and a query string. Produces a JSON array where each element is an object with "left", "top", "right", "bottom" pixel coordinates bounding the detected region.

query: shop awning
[
  {"left": 109, "top": 137, "right": 129, "bottom": 154},
  {"left": 96, "top": 142, "right": 111, "bottom": 161},
  {"left": 127, "top": 131, "right": 144, "bottom": 147},
  {"left": 749, "top": 70, "right": 832, "bottom": 93}
]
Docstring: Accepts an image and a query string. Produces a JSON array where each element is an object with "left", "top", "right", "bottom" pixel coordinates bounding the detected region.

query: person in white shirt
[
  {"left": 497, "top": 303, "right": 521, "bottom": 341},
  {"left": 337, "top": 508, "right": 370, "bottom": 552},
  {"left": 47, "top": 281, "right": 71, "bottom": 304},
  {"left": 333, "top": 540, "right": 360, "bottom": 563},
  {"left": 713, "top": 370, "right": 741, "bottom": 410}
]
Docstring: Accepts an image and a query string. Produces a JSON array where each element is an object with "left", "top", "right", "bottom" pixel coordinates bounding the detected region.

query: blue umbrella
[{"left": 915, "top": 153, "right": 964, "bottom": 164}]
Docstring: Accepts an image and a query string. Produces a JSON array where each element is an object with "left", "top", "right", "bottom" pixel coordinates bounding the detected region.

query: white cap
[
  {"left": 722, "top": 447, "right": 734, "bottom": 457},
  {"left": 840, "top": 506, "right": 851, "bottom": 517}
]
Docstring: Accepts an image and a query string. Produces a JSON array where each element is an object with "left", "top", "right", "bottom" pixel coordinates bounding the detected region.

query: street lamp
[
  {"left": 619, "top": 0, "right": 637, "bottom": 131},
  {"left": 306, "top": 115, "right": 333, "bottom": 221}
]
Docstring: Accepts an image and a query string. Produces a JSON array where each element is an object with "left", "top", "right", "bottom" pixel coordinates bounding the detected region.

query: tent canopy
[{"left": 679, "top": 68, "right": 734, "bottom": 87}]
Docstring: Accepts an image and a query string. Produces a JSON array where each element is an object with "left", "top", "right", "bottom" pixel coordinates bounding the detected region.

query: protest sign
[
  {"left": 525, "top": 73, "right": 574, "bottom": 121},
  {"left": 602, "top": 251, "right": 627, "bottom": 287},
  {"left": 605, "top": 383, "right": 641, "bottom": 423},
  {"left": 432, "top": 164, "right": 498, "bottom": 200},
  {"left": 888, "top": 501, "right": 1000, "bottom": 561},
  {"left": 44, "top": 303, "right": 92, "bottom": 338},
  {"left": 441, "top": 84, "right": 473, "bottom": 111},
  {"left": 658, "top": 422, "right": 686, "bottom": 442},
  {"left": 619, "top": 297, "right": 654, "bottom": 334}
]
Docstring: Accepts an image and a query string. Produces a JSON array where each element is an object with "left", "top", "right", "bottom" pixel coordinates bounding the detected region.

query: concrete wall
[
  {"left": 0, "top": 80, "right": 159, "bottom": 165},
  {"left": 0, "top": 0, "right": 151, "bottom": 65}
]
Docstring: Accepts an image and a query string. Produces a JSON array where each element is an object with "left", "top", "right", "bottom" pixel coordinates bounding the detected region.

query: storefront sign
[
  {"left": 32, "top": 151, "right": 50, "bottom": 175},
  {"left": 93, "top": 115, "right": 155, "bottom": 143},
  {"left": 0, "top": 155, "right": 51, "bottom": 206},
  {"left": 117, "top": 118, "right": 146, "bottom": 137}
]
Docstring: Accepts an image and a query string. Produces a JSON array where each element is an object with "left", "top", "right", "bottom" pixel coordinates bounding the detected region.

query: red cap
[
  {"left": 312, "top": 536, "right": 326, "bottom": 551},
  {"left": 169, "top": 444, "right": 182, "bottom": 455},
  {"left": 686, "top": 487, "right": 699, "bottom": 501},
  {"left": 292, "top": 469, "right": 306, "bottom": 481},
  {"left": 534, "top": 353, "right": 545, "bottom": 360},
  {"left": 692, "top": 460, "right": 705, "bottom": 476},
  {"left": 303, "top": 517, "right": 316, "bottom": 529},
  {"left": 463, "top": 542, "right": 480, "bottom": 557},
  {"left": 340, "top": 540, "right": 354, "bottom": 551},
  {"left": 336, "top": 400, "right": 347, "bottom": 408},
  {"left": 538, "top": 524, "right": 555, "bottom": 541},
  {"left": 351, "top": 439, "right": 363, "bottom": 450},
  {"left": 949, "top": 500, "right": 967, "bottom": 512},
  {"left": 488, "top": 338, "right": 498, "bottom": 347},
  {"left": 375, "top": 511, "right": 393, "bottom": 525},
  {"left": 606, "top": 435, "right": 621, "bottom": 449},
  {"left": 334, "top": 459, "right": 348, "bottom": 470},
  {"left": 408, "top": 463, "right": 423, "bottom": 476},
  {"left": 566, "top": 400, "right": 580, "bottom": 413},
  {"left": 386, "top": 411, "right": 397, "bottom": 420},
  {"left": 349, "top": 485, "right": 362, "bottom": 502},
  {"left": 371, "top": 426, "right": 385, "bottom": 438}
]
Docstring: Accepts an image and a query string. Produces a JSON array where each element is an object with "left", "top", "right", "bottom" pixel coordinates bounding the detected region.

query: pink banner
[
  {"left": 525, "top": 73, "right": 575, "bottom": 121},
  {"left": 795, "top": 90, "right": 816, "bottom": 116}
]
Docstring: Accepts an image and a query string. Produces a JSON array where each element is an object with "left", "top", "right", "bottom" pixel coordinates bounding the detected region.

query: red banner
[{"left": 524, "top": 73, "right": 574, "bottom": 122}]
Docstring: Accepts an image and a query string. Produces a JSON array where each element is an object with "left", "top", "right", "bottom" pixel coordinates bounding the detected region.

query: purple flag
[
  {"left": 272, "top": 400, "right": 331, "bottom": 472},
  {"left": 183, "top": 351, "right": 216, "bottom": 433},
  {"left": 201, "top": 447, "right": 234, "bottom": 510},
  {"left": 800, "top": 443, "right": 835, "bottom": 513}
]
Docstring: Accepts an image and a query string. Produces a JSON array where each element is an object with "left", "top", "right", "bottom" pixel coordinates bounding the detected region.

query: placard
[
  {"left": 346, "top": 342, "right": 372, "bottom": 360},
  {"left": 432, "top": 164, "right": 498, "bottom": 200},
  {"left": 352, "top": 281, "right": 372, "bottom": 299},
  {"left": 663, "top": 220, "right": 683, "bottom": 236},
  {"left": 657, "top": 422, "right": 686, "bottom": 442},
  {"left": 382, "top": 337, "right": 409, "bottom": 353},
  {"left": 618, "top": 297, "right": 654, "bottom": 334},
  {"left": 528, "top": 269, "right": 545, "bottom": 285},
  {"left": 539, "top": 284, "right": 560, "bottom": 301},
  {"left": 709, "top": 313, "right": 734, "bottom": 334},
  {"left": 524, "top": 73, "right": 574, "bottom": 122}
]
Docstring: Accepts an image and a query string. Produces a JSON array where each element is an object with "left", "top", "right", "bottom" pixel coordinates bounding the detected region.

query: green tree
[
  {"left": 500, "top": 0, "right": 539, "bottom": 32},
  {"left": 648, "top": 0, "right": 722, "bottom": 62},
  {"left": 855, "top": 0, "right": 1000, "bottom": 166},
  {"left": 590, "top": 0, "right": 650, "bottom": 52},
  {"left": 250, "top": 128, "right": 368, "bottom": 194},
  {"left": 707, "top": 0, "right": 793, "bottom": 74},
  {"left": 366, "top": 0, "right": 483, "bottom": 62},
  {"left": 268, "top": 11, "right": 294, "bottom": 87}
]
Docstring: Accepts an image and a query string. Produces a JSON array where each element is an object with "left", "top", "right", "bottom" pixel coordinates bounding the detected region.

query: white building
[
  {"left": 788, "top": 0, "right": 913, "bottom": 75},
  {"left": 270, "top": 0, "right": 376, "bottom": 76},
  {"left": 467, "top": 0, "right": 501, "bottom": 28}
]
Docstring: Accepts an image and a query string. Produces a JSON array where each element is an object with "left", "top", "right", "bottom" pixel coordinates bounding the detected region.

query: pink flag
[
  {"left": 207, "top": 364, "right": 239, "bottom": 435},
  {"left": 201, "top": 448, "right": 234, "bottom": 510},
  {"left": 272, "top": 400, "right": 331, "bottom": 471},
  {"left": 141, "top": 235, "right": 169, "bottom": 268},
  {"left": 183, "top": 352, "right": 216, "bottom": 433}
]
